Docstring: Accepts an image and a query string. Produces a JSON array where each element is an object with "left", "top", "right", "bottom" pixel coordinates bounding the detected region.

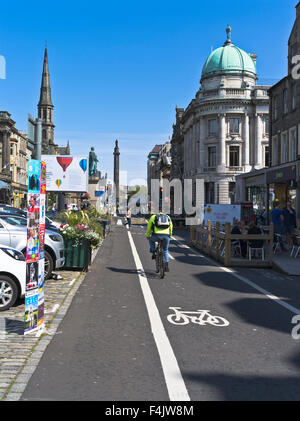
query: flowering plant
[{"left": 60, "top": 223, "right": 101, "bottom": 248}]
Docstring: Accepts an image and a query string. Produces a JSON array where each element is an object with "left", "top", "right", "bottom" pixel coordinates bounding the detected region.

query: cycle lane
[
  {"left": 131, "top": 225, "right": 300, "bottom": 401},
  {"left": 21, "top": 224, "right": 170, "bottom": 401}
]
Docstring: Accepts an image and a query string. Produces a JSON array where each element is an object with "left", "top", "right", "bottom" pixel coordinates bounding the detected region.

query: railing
[
  {"left": 190, "top": 222, "right": 274, "bottom": 267},
  {"left": 226, "top": 89, "right": 245, "bottom": 95}
]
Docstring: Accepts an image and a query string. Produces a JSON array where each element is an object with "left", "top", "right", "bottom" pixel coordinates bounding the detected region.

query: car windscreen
[
  {"left": 0, "top": 207, "right": 25, "bottom": 216},
  {"left": 0, "top": 216, "right": 27, "bottom": 226}
]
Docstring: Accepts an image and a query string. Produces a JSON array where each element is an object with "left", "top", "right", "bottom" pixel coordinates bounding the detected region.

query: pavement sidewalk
[{"left": 0, "top": 246, "right": 100, "bottom": 401}]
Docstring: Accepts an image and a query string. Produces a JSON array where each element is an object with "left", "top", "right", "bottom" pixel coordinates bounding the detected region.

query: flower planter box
[{"left": 64, "top": 238, "right": 91, "bottom": 270}]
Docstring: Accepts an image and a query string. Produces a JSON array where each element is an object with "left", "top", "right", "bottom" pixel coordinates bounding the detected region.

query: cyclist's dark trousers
[{"left": 149, "top": 234, "right": 170, "bottom": 263}]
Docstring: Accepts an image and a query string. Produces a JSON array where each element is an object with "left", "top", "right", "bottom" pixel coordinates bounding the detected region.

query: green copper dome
[{"left": 201, "top": 25, "right": 257, "bottom": 78}]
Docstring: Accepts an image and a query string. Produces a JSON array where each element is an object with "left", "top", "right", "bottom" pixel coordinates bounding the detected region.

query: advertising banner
[
  {"left": 204, "top": 204, "right": 241, "bottom": 226},
  {"left": 25, "top": 160, "right": 46, "bottom": 335},
  {"left": 41, "top": 155, "right": 88, "bottom": 192}
]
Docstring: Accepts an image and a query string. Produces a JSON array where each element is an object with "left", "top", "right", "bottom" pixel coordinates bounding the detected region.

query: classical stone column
[
  {"left": 255, "top": 114, "right": 262, "bottom": 168},
  {"left": 243, "top": 114, "right": 250, "bottom": 168},
  {"left": 218, "top": 114, "right": 226, "bottom": 171},
  {"left": 199, "top": 117, "right": 206, "bottom": 171}
]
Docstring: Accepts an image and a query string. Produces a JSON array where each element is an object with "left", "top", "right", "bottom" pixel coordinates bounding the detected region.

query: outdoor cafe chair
[
  {"left": 290, "top": 236, "right": 300, "bottom": 258},
  {"left": 248, "top": 245, "right": 265, "bottom": 261},
  {"left": 273, "top": 233, "right": 282, "bottom": 255}
]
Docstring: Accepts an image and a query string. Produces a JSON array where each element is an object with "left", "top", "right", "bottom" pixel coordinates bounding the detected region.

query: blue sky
[{"left": 0, "top": 0, "right": 298, "bottom": 183}]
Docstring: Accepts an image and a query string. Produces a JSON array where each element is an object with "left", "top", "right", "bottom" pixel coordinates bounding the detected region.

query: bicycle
[{"left": 155, "top": 239, "right": 165, "bottom": 279}]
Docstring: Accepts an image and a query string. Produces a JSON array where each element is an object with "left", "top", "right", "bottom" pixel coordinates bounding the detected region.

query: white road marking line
[
  {"left": 127, "top": 230, "right": 190, "bottom": 402},
  {"left": 69, "top": 278, "right": 76, "bottom": 286},
  {"left": 169, "top": 253, "right": 175, "bottom": 260},
  {"left": 171, "top": 236, "right": 300, "bottom": 316}
]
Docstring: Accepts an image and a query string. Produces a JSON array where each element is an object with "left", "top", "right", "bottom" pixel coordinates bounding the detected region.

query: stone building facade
[
  {"left": 267, "top": 1, "right": 300, "bottom": 220},
  {"left": 236, "top": 2, "right": 300, "bottom": 224},
  {"left": 170, "top": 107, "right": 184, "bottom": 182},
  {"left": 181, "top": 26, "right": 270, "bottom": 205},
  {"left": 0, "top": 111, "right": 34, "bottom": 204}
]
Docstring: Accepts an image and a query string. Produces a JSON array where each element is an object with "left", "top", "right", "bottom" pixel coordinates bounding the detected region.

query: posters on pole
[
  {"left": 204, "top": 204, "right": 241, "bottom": 226},
  {"left": 41, "top": 155, "right": 88, "bottom": 192},
  {"left": 25, "top": 159, "right": 46, "bottom": 335}
]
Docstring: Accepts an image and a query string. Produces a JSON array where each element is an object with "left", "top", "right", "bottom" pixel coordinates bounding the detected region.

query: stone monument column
[{"left": 113, "top": 140, "right": 120, "bottom": 213}]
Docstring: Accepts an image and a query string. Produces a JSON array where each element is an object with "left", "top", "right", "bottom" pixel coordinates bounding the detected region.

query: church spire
[
  {"left": 38, "top": 47, "right": 55, "bottom": 154},
  {"left": 38, "top": 47, "right": 53, "bottom": 107}
]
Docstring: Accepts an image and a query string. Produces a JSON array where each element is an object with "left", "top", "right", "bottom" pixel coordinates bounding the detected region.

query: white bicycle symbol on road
[{"left": 167, "top": 307, "right": 229, "bottom": 327}]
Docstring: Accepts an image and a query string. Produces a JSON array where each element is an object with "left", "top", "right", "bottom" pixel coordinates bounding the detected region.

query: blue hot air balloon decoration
[{"left": 79, "top": 159, "right": 87, "bottom": 173}]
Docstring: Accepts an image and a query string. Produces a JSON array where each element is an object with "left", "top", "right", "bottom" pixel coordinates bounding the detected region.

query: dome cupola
[{"left": 201, "top": 25, "right": 257, "bottom": 80}]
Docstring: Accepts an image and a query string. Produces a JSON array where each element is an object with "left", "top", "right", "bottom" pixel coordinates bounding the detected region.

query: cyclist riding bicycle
[{"left": 146, "top": 212, "right": 173, "bottom": 272}]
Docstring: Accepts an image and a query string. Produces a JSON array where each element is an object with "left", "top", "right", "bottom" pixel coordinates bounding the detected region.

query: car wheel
[
  {"left": 44, "top": 250, "right": 54, "bottom": 280},
  {"left": 0, "top": 275, "right": 18, "bottom": 312}
]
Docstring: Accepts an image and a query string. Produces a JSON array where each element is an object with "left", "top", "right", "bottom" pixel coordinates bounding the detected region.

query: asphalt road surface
[{"left": 21, "top": 221, "right": 300, "bottom": 401}]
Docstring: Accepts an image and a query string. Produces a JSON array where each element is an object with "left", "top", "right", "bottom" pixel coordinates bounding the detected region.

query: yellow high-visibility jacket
[{"left": 146, "top": 214, "right": 173, "bottom": 238}]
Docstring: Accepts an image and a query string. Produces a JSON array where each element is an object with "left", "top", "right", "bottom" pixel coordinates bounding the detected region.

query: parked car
[
  {"left": 0, "top": 215, "right": 65, "bottom": 279},
  {"left": 0, "top": 245, "right": 26, "bottom": 311},
  {"left": 0, "top": 212, "right": 60, "bottom": 233},
  {"left": 0, "top": 204, "right": 26, "bottom": 218}
]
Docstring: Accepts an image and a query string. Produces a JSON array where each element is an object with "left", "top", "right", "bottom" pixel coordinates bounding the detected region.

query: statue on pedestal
[{"left": 89, "top": 147, "right": 99, "bottom": 177}]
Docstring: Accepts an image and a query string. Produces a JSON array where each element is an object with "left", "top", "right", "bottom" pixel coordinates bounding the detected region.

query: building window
[
  {"left": 292, "top": 84, "right": 297, "bottom": 110},
  {"left": 208, "top": 146, "right": 216, "bottom": 167},
  {"left": 290, "top": 128, "right": 297, "bottom": 161},
  {"left": 281, "top": 132, "right": 288, "bottom": 163},
  {"left": 229, "top": 182, "right": 235, "bottom": 204},
  {"left": 283, "top": 89, "right": 288, "bottom": 114},
  {"left": 10, "top": 144, "right": 14, "bottom": 155},
  {"left": 274, "top": 96, "right": 278, "bottom": 120},
  {"left": 43, "top": 109, "right": 47, "bottom": 120},
  {"left": 229, "top": 146, "right": 239, "bottom": 167},
  {"left": 229, "top": 118, "right": 240, "bottom": 134},
  {"left": 208, "top": 119, "right": 217, "bottom": 135},
  {"left": 265, "top": 118, "right": 269, "bottom": 135},
  {"left": 205, "top": 182, "right": 215, "bottom": 204},
  {"left": 272, "top": 135, "right": 278, "bottom": 165},
  {"left": 264, "top": 146, "right": 270, "bottom": 167}
]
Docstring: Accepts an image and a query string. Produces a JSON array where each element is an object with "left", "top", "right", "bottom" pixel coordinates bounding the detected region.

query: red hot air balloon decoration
[{"left": 56, "top": 157, "right": 73, "bottom": 178}]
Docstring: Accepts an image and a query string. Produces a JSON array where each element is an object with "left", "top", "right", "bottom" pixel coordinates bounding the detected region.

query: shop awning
[{"left": 0, "top": 180, "right": 10, "bottom": 190}]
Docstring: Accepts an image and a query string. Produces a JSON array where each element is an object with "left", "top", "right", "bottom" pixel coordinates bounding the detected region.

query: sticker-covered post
[
  {"left": 38, "top": 161, "right": 46, "bottom": 330},
  {"left": 24, "top": 159, "right": 46, "bottom": 335}
]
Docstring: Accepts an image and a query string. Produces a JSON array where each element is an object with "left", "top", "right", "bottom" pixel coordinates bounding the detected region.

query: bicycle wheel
[
  {"left": 159, "top": 245, "right": 165, "bottom": 279},
  {"left": 155, "top": 247, "right": 160, "bottom": 273}
]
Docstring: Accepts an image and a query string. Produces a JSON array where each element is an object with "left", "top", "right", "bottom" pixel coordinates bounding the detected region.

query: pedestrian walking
[
  {"left": 126, "top": 208, "right": 132, "bottom": 229},
  {"left": 271, "top": 202, "right": 286, "bottom": 251}
]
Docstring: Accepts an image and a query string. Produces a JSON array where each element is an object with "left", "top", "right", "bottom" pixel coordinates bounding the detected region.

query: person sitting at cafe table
[
  {"left": 247, "top": 221, "right": 264, "bottom": 249},
  {"left": 231, "top": 219, "right": 247, "bottom": 258}
]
